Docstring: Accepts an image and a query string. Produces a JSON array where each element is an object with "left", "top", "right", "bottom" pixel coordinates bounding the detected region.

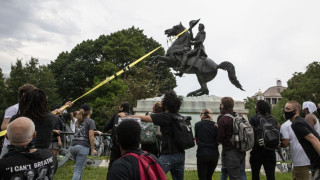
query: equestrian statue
[{"left": 147, "top": 19, "right": 244, "bottom": 96}]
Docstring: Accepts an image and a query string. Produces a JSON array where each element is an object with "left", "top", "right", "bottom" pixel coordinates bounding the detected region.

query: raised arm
[{"left": 118, "top": 112, "right": 152, "bottom": 122}]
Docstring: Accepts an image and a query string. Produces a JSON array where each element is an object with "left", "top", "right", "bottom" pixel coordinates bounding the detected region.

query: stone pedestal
[{"left": 133, "top": 95, "right": 249, "bottom": 169}]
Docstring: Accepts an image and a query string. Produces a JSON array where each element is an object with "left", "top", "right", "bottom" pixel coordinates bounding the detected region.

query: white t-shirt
[
  {"left": 2, "top": 103, "right": 19, "bottom": 147},
  {"left": 70, "top": 118, "right": 77, "bottom": 132},
  {"left": 280, "top": 120, "right": 310, "bottom": 166}
]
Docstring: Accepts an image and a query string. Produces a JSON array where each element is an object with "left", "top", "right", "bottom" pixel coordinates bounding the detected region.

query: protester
[
  {"left": 50, "top": 116, "right": 63, "bottom": 156},
  {"left": 141, "top": 101, "right": 162, "bottom": 157},
  {"left": 104, "top": 102, "right": 131, "bottom": 170},
  {"left": 217, "top": 112, "right": 246, "bottom": 180},
  {"left": 288, "top": 101, "right": 320, "bottom": 180},
  {"left": 119, "top": 90, "right": 185, "bottom": 180},
  {"left": 0, "top": 84, "right": 36, "bottom": 158},
  {"left": 195, "top": 108, "right": 219, "bottom": 180},
  {"left": 218, "top": 97, "right": 246, "bottom": 180},
  {"left": 70, "top": 111, "right": 79, "bottom": 132},
  {"left": 71, "top": 104, "right": 97, "bottom": 180},
  {"left": 281, "top": 115, "right": 310, "bottom": 179},
  {"left": 302, "top": 101, "right": 320, "bottom": 135},
  {"left": 249, "top": 100, "right": 278, "bottom": 180},
  {"left": 10, "top": 89, "right": 59, "bottom": 149},
  {"left": 107, "top": 120, "right": 166, "bottom": 180},
  {"left": 0, "top": 117, "right": 56, "bottom": 179}
]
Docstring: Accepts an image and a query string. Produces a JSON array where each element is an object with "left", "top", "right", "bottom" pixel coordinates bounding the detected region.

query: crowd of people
[{"left": 1, "top": 84, "right": 320, "bottom": 180}]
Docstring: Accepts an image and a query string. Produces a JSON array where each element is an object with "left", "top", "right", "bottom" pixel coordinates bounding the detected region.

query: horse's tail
[{"left": 218, "top": 61, "right": 245, "bottom": 91}]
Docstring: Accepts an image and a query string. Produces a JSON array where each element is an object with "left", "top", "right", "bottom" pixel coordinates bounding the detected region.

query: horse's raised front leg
[{"left": 147, "top": 55, "right": 160, "bottom": 71}]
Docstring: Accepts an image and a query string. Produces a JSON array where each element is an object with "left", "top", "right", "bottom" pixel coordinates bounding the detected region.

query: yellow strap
[{"left": 0, "top": 130, "right": 6, "bottom": 137}]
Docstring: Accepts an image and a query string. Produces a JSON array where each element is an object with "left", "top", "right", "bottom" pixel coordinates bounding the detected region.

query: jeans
[
  {"left": 71, "top": 145, "right": 89, "bottom": 180},
  {"left": 221, "top": 149, "right": 247, "bottom": 180},
  {"left": 197, "top": 155, "right": 219, "bottom": 180},
  {"left": 159, "top": 153, "right": 185, "bottom": 180},
  {"left": 250, "top": 149, "right": 276, "bottom": 180}
]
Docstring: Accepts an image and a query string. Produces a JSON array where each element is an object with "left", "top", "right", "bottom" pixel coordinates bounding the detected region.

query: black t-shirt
[
  {"left": 108, "top": 149, "right": 159, "bottom": 180},
  {"left": 0, "top": 149, "right": 57, "bottom": 180},
  {"left": 194, "top": 120, "right": 219, "bottom": 157},
  {"left": 291, "top": 116, "right": 320, "bottom": 169},
  {"left": 151, "top": 113, "right": 185, "bottom": 155},
  {"left": 11, "top": 113, "right": 57, "bottom": 149},
  {"left": 52, "top": 116, "right": 64, "bottom": 142}
]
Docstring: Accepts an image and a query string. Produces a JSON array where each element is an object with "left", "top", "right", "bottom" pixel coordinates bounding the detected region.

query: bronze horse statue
[{"left": 148, "top": 23, "right": 244, "bottom": 96}]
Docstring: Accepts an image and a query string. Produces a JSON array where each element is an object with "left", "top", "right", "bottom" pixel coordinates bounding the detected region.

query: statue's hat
[{"left": 189, "top": 19, "right": 200, "bottom": 29}]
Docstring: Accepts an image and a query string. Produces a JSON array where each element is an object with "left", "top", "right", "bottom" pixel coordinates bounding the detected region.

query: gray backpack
[{"left": 224, "top": 113, "right": 254, "bottom": 152}]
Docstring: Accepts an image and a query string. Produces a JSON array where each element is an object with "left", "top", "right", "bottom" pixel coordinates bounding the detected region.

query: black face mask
[
  {"left": 284, "top": 110, "right": 295, "bottom": 120},
  {"left": 219, "top": 106, "right": 223, "bottom": 114},
  {"left": 317, "top": 108, "right": 320, "bottom": 114}
]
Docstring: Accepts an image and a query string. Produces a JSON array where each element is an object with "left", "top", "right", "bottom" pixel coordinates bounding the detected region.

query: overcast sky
[{"left": 1, "top": 0, "right": 320, "bottom": 101}]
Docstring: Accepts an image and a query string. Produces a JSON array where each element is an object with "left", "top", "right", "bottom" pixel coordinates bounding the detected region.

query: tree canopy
[
  {"left": 5, "top": 58, "right": 61, "bottom": 110},
  {"left": 281, "top": 61, "right": 320, "bottom": 103},
  {"left": 49, "top": 26, "right": 176, "bottom": 129}
]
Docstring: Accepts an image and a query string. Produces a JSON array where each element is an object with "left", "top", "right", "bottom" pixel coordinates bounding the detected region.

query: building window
[
  {"left": 266, "top": 98, "right": 271, "bottom": 104},
  {"left": 272, "top": 98, "right": 277, "bottom": 105}
]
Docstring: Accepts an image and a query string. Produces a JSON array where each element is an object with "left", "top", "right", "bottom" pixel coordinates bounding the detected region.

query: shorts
[
  {"left": 50, "top": 142, "right": 60, "bottom": 150},
  {"left": 292, "top": 165, "right": 310, "bottom": 180}
]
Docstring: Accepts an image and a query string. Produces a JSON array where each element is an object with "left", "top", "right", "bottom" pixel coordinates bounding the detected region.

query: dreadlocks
[{"left": 18, "top": 89, "right": 49, "bottom": 121}]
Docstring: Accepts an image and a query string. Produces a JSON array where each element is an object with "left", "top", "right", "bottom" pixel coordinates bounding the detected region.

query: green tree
[
  {"left": 244, "top": 97, "right": 257, "bottom": 118},
  {"left": 281, "top": 61, "right": 320, "bottom": 103},
  {"left": 49, "top": 27, "right": 175, "bottom": 103},
  {"left": 0, "top": 68, "right": 8, "bottom": 120},
  {"left": 271, "top": 98, "right": 287, "bottom": 124},
  {"left": 6, "top": 59, "right": 27, "bottom": 104},
  {"left": 6, "top": 58, "right": 61, "bottom": 109},
  {"left": 49, "top": 27, "right": 176, "bottom": 129}
]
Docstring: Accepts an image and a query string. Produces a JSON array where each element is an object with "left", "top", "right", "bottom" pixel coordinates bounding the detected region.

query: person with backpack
[
  {"left": 119, "top": 90, "right": 189, "bottom": 180},
  {"left": 195, "top": 108, "right": 219, "bottom": 180},
  {"left": 249, "top": 100, "right": 279, "bottom": 180},
  {"left": 103, "top": 102, "right": 131, "bottom": 170},
  {"left": 217, "top": 97, "right": 247, "bottom": 180},
  {"left": 141, "top": 102, "right": 163, "bottom": 157},
  {"left": 107, "top": 119, "right": 166, "bottom": 180}
]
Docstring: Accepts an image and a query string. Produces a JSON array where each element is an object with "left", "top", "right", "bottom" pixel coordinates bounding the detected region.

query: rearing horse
[{"left": 148, "top": 23, "right": 244, "bottom": 96}]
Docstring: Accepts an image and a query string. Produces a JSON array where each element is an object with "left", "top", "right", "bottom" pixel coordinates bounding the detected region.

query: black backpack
[
  {"left": 171, "top": 114, "right": 195, "bottom": 150},
  {"left": 255, "top": 115, "right": 280, "bottom": 150}
]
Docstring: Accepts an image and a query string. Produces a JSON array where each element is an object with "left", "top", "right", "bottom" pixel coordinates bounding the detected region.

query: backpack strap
[
  {"left": 123, "top": 151, "right": 162, "bottom": 180},
  {"left": 124, "top": 152, "right": 147, "bottom": 180}
]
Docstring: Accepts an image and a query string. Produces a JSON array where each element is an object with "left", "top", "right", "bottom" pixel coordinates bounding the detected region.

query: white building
[{"left": 253, "top": 80, "right": 287, "bottom": 105}]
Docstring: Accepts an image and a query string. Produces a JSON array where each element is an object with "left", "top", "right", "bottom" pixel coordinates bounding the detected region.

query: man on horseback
[{"left": 176, "top": 22, "right": 207, "bottom": 77}]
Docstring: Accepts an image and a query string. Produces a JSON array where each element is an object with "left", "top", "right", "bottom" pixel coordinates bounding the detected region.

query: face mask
[
  {"left": 317, "top": 108, "right": 320, "bottom": 114},
  {"left": 284, "top": 110, "right": 295, "bottom": 120}
]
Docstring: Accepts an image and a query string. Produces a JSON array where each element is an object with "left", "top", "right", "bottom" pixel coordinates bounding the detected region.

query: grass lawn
[{"left": 55, "top": 160, "right": 292, "bottom": 180}]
